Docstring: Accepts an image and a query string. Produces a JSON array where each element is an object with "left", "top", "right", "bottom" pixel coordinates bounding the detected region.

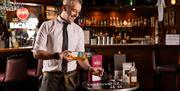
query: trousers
[{"left": 39, "top": 70, "right": 80, "bottom": 91}]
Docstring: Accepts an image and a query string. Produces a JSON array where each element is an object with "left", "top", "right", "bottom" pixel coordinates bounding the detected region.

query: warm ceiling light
[
  {"left": 132, "top": 8, "right": 136, "bottom": 11},
  {"left": 171, "top": 0, "right": 176, "bottom": 5}
]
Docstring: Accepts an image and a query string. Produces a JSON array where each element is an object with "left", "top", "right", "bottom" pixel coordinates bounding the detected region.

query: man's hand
[
  {"left": 61, "top": 51, "right": 87, "bottom": 61},
  {"left": 59, "top": 50, "right": 73, "bottom": 60}
]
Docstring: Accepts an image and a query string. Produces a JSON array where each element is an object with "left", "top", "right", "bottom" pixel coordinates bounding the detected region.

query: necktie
[{"left": 61, "top": 22, "right": 69, "bottom": 72}]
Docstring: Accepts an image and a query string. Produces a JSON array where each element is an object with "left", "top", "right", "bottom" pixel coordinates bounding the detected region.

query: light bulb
[{"left": 171, "top": 0, "right": 176, "bottom": 5}]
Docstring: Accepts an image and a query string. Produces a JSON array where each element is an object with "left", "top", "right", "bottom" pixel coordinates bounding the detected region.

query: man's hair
[{"left": 63, "top": 0, "right": 83, "bottom": 5}]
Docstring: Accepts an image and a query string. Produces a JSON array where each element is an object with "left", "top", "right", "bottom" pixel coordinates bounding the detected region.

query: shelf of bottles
[
  {"left": 78, "top": 16, "right": 157, "bottom": 45},
  {"left": 78, "top": 16, "right": 157, "bottom": 27}
]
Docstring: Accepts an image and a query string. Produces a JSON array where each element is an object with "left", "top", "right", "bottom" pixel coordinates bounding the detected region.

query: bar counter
[
  {"left": 0, "top": 44, "right": 179, "bottom": 90},
  {"left": 0, "top": 47, "right": 34, "bottom": 73},
  {"left": 0, "top": 47, "right": 32, "bottom": 53}
]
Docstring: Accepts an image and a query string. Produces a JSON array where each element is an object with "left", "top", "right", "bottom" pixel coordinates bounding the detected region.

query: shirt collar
[{"left": 57, "top": 16, "right": 71, "bottom": 25}]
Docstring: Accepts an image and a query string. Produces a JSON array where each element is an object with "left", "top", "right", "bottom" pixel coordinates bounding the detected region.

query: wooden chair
[
  {"left": 0, "top": 54, "right": 28, "bottom": 91},
  {"left": 152, "top": 48, "right": 180, "bottom": 91}
]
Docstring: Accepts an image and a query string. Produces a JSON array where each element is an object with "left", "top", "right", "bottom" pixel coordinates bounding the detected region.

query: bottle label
[
  {"left": 131, "top": 76, "right": 137, "bottom": 82},
  {"left": 89, "top": 55, "right": 103, "bottom": 83},
  {"left": 122, "top": 62, "right": 138, "bottom": 83},
  {"left": 91, "top": 38, "right": 97, "bottom": 45},
  {"left": 106, "top": 37, "right": 109, "bottom": 45},
  {"left": 110, "top": 37, "right": 113, "bottom": 45}
]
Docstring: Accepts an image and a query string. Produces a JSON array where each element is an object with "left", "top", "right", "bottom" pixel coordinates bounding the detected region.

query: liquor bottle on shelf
[
  {"left": 90, "top": 31, "right": 97, "bottom": 45},
  {"left": 129, "top": 0, "right": 135, "bottom": 6},
  {"left": 110, "top": 34, "right": 114, "bottom": 45},
  {"left": 102, "top": 33, "right": 105, "bottom": 45},
  {"left": 116, "top": 32, "right": 122, "bottom": 44},
  {"left": 97, "top": 32, "right": 101, "bottom": 45},
  {"left": 105, "top": 32, "right": 110, "bottom": 45},
  {"left": 109, "top": 17, "right": 113, "bottom": 26},
  {"left": 116, "top": 17, "right": 120, "bottom": 26},
  {"left": 122, "top": 32, "right": 127, "bottom": 44},
  {"left": 99, "top": 31, "right": 103, "bottom": 45},
  {"left": 0, "top": 35, "right": 5, "bottom": 48}
]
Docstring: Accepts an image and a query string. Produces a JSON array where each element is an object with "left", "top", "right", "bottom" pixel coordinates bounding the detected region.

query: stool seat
[{"left": 0, "top": 54, "right": 28, "bottom": 91}]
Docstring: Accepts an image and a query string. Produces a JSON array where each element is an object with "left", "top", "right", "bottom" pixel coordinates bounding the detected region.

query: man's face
[{"left": 65, "top": 2, "right": 81, "bottom": 23}]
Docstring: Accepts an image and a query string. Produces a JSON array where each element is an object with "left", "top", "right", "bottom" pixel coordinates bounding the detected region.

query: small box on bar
[
  {"left": 165, "top": 34, "right": 180, "bottom": 45},
  {"left": 88, "top": 55, "right": 103, "bottom": 83}
]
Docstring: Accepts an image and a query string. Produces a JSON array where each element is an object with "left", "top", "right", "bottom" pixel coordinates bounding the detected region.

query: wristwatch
[{"left": 53, "top": 52, "right": 60, "bottom": 59}]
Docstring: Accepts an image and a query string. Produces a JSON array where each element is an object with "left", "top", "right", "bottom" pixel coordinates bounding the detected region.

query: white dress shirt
[{"left": 33, "top": 16, "right": 85, "bottom": 72}]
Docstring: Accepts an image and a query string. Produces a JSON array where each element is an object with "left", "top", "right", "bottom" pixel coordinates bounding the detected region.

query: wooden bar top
[{"left": 0, "top": 47, "right": 32, "bottom": 53}]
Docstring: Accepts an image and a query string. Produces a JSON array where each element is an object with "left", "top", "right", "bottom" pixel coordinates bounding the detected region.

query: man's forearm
[{"left": 33, "top": 50, "right": 56, "bottom": 60}]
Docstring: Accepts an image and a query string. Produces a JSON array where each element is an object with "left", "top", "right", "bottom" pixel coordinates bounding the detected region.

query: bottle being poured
[{"left": 67, "top": 51, "right": 87, "bottom": 61}]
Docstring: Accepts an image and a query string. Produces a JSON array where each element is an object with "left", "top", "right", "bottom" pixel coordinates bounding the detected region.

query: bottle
[
  {"left": 71, "top": 56, "right": 87, "bottom": 61},
  {"left": 97, "top": 32, "right": 101, "bottom": 45},
  {"left": 90, "top": 31, "right": 97, "bottom": 45},
  {"left": 0, "top": 35, "right": 5, "bottom": 48},
  {"left": 110, "top": 34, "right": 114, "bottom": 45},
  {"left": 11, "top": 31, "right": 19, "bottom": 48},
  {"left": 129, "top": 0, "right": 135, "bottom": 6},
  {"left": 106, "top": 32, "right": 109, "bottom": 45},
  {"left": 9, "top": 36, "right": 12, "bottom": 48},
  {"left": 69, "top": 52, "right": 87, "bottom": 61},
  {"left": 102, "top": 33, "right": 105, "bottom": 45},
  {"left": 107, "top": 63, "right": 113, "bottom": 80},
  {"left": 129, "top": 62, "right": 137, "bottom": 86}
]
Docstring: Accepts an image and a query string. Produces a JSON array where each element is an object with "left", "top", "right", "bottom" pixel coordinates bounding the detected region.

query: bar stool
[
  {"left": 0, "top": 54, "right": 28, "bottom": 91},
  {"left": 152, "top": 48, "right": 180, "bottom": 91}
]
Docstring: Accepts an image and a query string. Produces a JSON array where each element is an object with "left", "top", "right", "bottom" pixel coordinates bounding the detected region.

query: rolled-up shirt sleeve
[{"left": 32, "top": 22, "right": 48, "bottom": 53}]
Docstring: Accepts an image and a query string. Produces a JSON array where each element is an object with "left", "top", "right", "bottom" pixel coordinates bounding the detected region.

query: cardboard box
[
  {"left": 122, "top": 62, "right": 132, "bottom": 83},
  {"left": 114, "top": 54, "right": 126, "bottom": 79},
  {"left": 89, "top": 55, "right": 103, "bottom": 83}
]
